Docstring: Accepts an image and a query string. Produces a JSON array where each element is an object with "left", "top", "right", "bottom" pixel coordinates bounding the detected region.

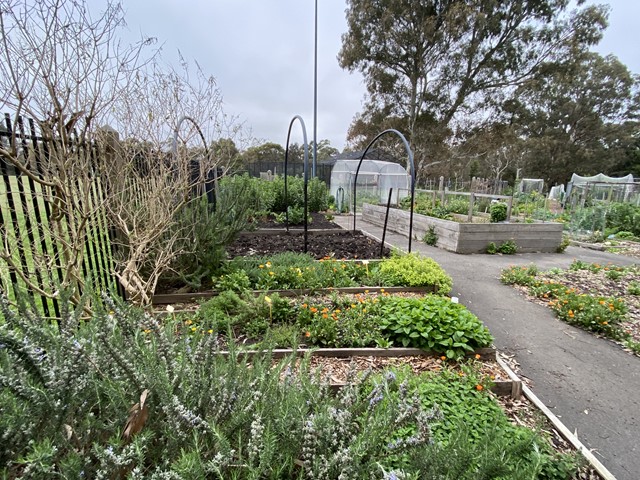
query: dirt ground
[{"left": 227, "top": 213, "right": 390, "bottom": 260}]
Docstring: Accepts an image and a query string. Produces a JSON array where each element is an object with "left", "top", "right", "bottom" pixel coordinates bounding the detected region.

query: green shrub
[
  {"left": 487, "top": 240, "right": 517, "bottom": 254},
  {"left": 628, "top": 281, "right": 640, "bottom": 296},
  {"left": 273, "top": 205, "right": 312, "bottom": 225},
  {"left": 446, "top": 198, "right": 472, "bottom": 215},
  {"left": 296, "top": 299, "right": 385, "bottom": 348},
  {"left": 373, "top": 295, "right": 494, "bottom": 358},
  {"left": 615, "top": 230, "right": 635, "bottom": 239},
  {"left": 606, "top": 203, "right": 640, "bottom": 236},
  {"left": 490, "top": 202, "right": 508, "bottom": 222},
  {"left": 556, "top": 234, "right": 571, "bottom": 253},
  {"left": 378, "top": 253, "right": 453, "bottom": 294},
  {"left": 269, "top": 175, "right": 330, "bottom": 214},
  {"left": 500, "top": 265, "right": 539, "bottom": 285},
  {"left": 423, "top": 226, "right": 438, "bottom": 246}
]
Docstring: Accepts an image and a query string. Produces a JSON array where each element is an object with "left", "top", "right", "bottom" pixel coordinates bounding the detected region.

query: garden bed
[
  {"left": 227, "top": 229, "right": 389, "bottom": 260},
  {"left": 502, "top": 261, "right": 640, "bottom": 355},
  {"left": 363, "top": 203, "right": 564, "bottom": 253}
]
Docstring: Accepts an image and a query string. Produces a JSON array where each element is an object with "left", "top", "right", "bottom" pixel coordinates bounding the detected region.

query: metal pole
[
  {"left": 381, "top": 188, "right": 393, "bottom": 257},
  {"left": 312, "top": 0, "right": 318, "bottom": 178}
]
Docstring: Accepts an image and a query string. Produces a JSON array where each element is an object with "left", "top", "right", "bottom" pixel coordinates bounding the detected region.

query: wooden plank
[
  {"left": 218, "top": 346, "right": 496, "bottom": 360},
  {"left": 152, "top": 285, "right": 436, "bottom": 305}
]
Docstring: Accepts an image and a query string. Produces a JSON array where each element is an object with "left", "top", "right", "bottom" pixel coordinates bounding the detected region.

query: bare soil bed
[{"left": 228, "top": 213, "right": 389, "bottom": 260}]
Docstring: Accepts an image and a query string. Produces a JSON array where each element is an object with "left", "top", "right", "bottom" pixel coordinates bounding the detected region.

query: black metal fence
[
  {"left": 241, "top": 160, "right": 333, "bottom": 186},
  {"left": 0, "top": 114, "right": 120, "bottom": 315}
]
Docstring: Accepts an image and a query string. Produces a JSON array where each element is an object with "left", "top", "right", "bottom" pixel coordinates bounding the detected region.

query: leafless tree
[{"left": 0, "top": 0, "right": 244, "bottom": 306}]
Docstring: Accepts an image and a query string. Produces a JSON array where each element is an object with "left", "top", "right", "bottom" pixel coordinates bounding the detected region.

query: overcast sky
[{"left": 117, "top": 0, "right": 639, "bottom": 152}]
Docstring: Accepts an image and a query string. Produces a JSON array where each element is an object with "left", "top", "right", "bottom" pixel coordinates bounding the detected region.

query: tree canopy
[{"left": 338, "top": 0, "right": 635, "bottom": 183}]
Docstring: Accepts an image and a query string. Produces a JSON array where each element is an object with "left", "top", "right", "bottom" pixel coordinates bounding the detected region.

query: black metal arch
[
  {"left": 352, "top": 129, "right": 416, "bottom": 252},
  {"left": 284, "top": 115, "right": 310, "bottom": 252},
  {"left": 172, "top": 115, "right": 216, "bottom": 210}
]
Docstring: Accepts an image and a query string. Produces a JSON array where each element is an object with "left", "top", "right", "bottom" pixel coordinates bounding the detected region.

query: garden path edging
[
  {"left": 496, "top": 354, "right": 617, "bottom": 480},
  {"left": 152, "top": 286, "right": 436, "bottom": 305},
  {"left": 217, "top": 347, "right": 521, "bottom": 398}
]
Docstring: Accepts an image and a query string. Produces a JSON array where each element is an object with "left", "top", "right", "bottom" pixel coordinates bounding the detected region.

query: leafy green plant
[
  {"left": 378, "top": 253, "right": 453, "bottom": 294},
  {"left": 500, "top": 265, "right": 539, "bottom": 285},
  {"left": 487, "top": 240, "right": 517, "bottom": 254},
  {"left": 498, "top": 240, "right": 517, "bottom": 254},
  {"left": 215, "top": 269, "right": 251, "bottom": 293},
  {"left": 490, "top": 202, "right": 508, "bottom": 222},
  {"left": 373, "top": 295, "right": 494, "bottom": 358},
  {"left": 628, "top": 281, "right": 640, "bottom": 296},
  {"left": 423, "top": 226, "right": 438, "bottom": 246},
  {"left": 296, "top": 298, "right": 385, "bottom": 348},
  {"left": 273, "top": 205, "right": 312, "bottom": 225},
  {"left": 556, "top": 234, "right": 571, "bottom": 253}
]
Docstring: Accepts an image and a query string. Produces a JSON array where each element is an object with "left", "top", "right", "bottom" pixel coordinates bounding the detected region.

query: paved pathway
[{"left": 336, "top": 215, "right": 640, "bottom": 480}]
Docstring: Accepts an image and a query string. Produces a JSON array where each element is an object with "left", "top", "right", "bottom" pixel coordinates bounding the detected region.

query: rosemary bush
[{"left": 0, "top": 290, "right": 449, "bottom": 479}]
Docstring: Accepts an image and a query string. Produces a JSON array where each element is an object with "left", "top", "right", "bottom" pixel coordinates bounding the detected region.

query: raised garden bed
[{"left": 363, "top": 202, "right": 564, "bottom": 253}]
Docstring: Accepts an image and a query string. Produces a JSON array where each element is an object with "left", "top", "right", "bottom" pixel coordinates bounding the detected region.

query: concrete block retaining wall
[{"left": 362, "top": 203, "right": 563, "bottom": 254}]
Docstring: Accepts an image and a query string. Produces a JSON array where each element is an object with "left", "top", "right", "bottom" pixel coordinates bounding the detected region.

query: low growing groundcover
[
  {"left": 501, "top": 260, "right": 640, "bottom": 355},
  {"left": 211, "top": 251, "right": 454, "bottom": 294},
  {"left": 0, "top": 293, "right": 582, "bottom": 479},
  {"left": 179, "top": 290, "right": 492, "bottom": 359}
]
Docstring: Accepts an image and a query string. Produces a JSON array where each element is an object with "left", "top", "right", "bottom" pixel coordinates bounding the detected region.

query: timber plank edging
[
  {"left": 218, "top": 347, "right": 519, "bottom": 398},
  {"left": 152, "top": 285, "right": 436, "bottom": 305}
]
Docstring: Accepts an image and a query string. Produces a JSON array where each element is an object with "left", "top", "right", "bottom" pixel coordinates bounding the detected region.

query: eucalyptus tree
[
  {"left": 338, "top": 0, "right": 608, "bottom": 179},
  {"left": 506, "top": 52, "right": 640, "bottom": 185}
]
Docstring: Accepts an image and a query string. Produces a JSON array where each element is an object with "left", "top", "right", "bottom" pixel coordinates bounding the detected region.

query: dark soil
[
  {"left": 250, "top": 211, "right": 343, "bottom": 230},
  {"left": 227, "top": 212, "right": 389, "bottom": 260},
  {"left": 226, "top": 230, "right": 390, "bottom": 260}
]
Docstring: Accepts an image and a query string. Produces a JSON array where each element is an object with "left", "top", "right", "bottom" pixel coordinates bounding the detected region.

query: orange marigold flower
[
  {"left": 322, "top": 314, "right": 328, "bottom": 319},
  {"left": 599, "top": 300, "right": 606, "bottom": 305},
  {"left": 440, "top": 356, "right": 447, "bottom": 361},
  {"left": 302, "top": 303, "right": 308, "bottom": 308},
  {"left": 474, "top": 354, "right": 481, "bottom": 360},
  {"left": 476, "top": 384, "right": 484, "bottom": 391},
  {"left": 310, "top": 307, "right": 318, "bottom": 313},
  {"left": 305, "top": 331, "right": 311, "bottom": 337},
  {"left": 321, "top": 307, "right": 329, "bottom": 314},
  {"left": 602, "top": 321, "right": 608, "bottom": 325},
  {"left": 568, "top": 310, "right": 574, "bottom": 318}
]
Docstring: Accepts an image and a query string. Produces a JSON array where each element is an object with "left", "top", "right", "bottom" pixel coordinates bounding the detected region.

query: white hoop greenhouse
[{"left": 329, "top": 159, "right": 410, "bottom": 212}]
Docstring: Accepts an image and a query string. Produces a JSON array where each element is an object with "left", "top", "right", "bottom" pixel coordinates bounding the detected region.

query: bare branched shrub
[{"left": 0, "top": 0, "right": 246, "bottom": 306}]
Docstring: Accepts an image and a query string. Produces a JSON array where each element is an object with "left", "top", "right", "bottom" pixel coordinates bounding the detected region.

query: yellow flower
[
  {"left": 259, "top": 264, "right": 265, "bottom": 268},
  {"left": 143, "top": 329, "right": 151, "bottom": 334},
  {"left": 191, "top": 327, "right": 197, "bottom": 332},
  {"left": 185, "top": 319, "right": 193, "bottom": 326},
  {"left": 207, "top": 329, "right": 214, "bottom": 334},
  {"left": 264, "top": 296, "right": 272, "bottom": 304},
  {"left": 269, "top": 271, "right": 275, "bottom": 276}
]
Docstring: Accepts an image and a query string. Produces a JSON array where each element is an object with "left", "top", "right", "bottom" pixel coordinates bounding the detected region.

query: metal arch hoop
[
  {"left": 352, "top": 128, "right": 416, "bottom": 252},
  {"left": 284, "top": 115, "right": 310, "bottom": 253},
  {"left": 172, "top": 115, "right": 216, "bottom": 210}
]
